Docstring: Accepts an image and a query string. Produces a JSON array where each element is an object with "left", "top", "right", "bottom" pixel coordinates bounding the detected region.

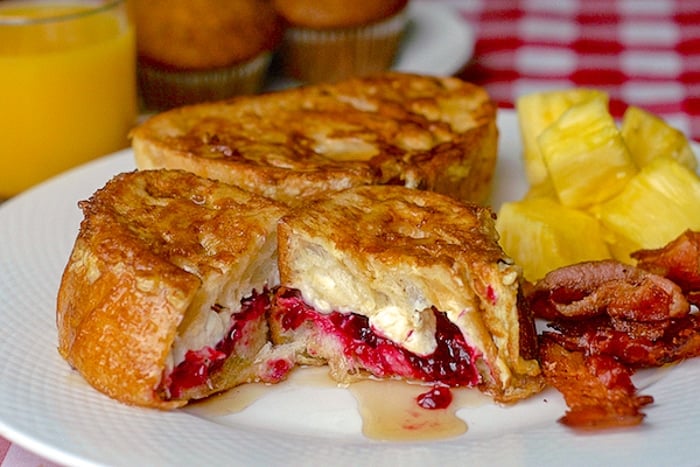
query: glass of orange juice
[{"left": 0, "top": 0, "right": 137, "bottom": 199}]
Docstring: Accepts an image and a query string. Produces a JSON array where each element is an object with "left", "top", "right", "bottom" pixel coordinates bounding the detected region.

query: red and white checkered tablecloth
[
  {"left": 2, "top": 1, "right": 698, "bottom": 466},
  {"left": 455, "top": 0, "right": 700, "bottom": 141},
  {"left": 0, "top": 439, "right": 58, "bottom": 467}
]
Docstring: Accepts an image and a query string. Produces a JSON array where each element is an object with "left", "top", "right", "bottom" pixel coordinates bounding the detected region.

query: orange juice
[{"left": 0, "top": 1, "right": 137, "bottom": 198}]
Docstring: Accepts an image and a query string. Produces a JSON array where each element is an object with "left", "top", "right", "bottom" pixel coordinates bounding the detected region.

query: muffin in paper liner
[
  {"left": 132, "top": 0, "right": 283, "bottom": 110},
  {"left": 137, "top": 52, "right": 273, "bottom": 111},
  {"left": 279, "top": 7, "right": 409, "bottom": 84}
]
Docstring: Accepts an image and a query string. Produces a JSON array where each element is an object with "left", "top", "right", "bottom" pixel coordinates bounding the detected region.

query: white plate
[
  {"left": 394, "top": 1, "right": 473, "bottom": 76},
  {"left": 2, "top": 110, "right": 700, "bottom": 467},
  {"left": 265, "top": 1, "right": 474, "bottom": 90}
]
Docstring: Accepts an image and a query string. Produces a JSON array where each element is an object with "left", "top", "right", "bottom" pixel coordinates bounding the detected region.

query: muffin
[
  {"left": 133, "top": 0, "right": 284, "bottom": 110},
  {"left": 273, "top": 0, "right": 410, "bottom": 84}
]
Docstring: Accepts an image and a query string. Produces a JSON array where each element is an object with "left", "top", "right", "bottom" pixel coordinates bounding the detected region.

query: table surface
[{"left": 2, "top": 0, "right": 699, "bottom": 465}]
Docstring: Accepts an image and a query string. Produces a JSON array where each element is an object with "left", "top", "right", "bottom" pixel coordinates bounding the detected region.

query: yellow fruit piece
[
  {"left": 516, "top": 88, "right": 608, "bottom": 187},
  {"left": 621, "top": 105, "right": 697, "bottom": 172},
  {"left": 597, "top": 157, "right": 700, "bottom": 257},
  {"left": 523, "top": 178, "right": 557, "bottom": 200},
  {"left": 537, "top": 99, "right": 637, "bottom": 209},
  {"left": 496, "top": 197, "right": 611, "bottom": 282},
  {"left": 605, "top": 232, "right": 647, "bottom": 264}
]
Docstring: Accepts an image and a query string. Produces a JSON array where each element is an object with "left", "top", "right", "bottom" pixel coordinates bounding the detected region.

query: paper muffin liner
[
  {"left": 279, "top": 7, "right": 409, "bottom": 84},
  {"left": 138, "top": 52, "right": 272, "bottom": 111}
]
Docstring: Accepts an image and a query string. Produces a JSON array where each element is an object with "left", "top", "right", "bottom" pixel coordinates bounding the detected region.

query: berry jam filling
[
  {"left": 164, "top": 289, "right": 270, "bottom": 399},
  {"left": 259, "top": 358, "right": 294, "bottom": 384},
  {"left": 417, "top": 385, "right": 453, "bottom": 410},
  {"left": 274, "top": 288, "right": 481, "bottom": 388}
]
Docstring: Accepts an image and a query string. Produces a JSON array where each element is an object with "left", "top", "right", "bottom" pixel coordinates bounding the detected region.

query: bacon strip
[
  {"left": 633, "top": 230, "right": 700, "bottom": 307},
  {"left": 527, "top": 260, "right": 690, "bottom": 322},
  {"left": 523, "top": 247, "right": 700, "bottom": 430},
  {"left": 544, "top": 314, "right": 700, "bottom": 368},
  {"left": 539, "top": 336, "right": 653, "bottom": 429}
]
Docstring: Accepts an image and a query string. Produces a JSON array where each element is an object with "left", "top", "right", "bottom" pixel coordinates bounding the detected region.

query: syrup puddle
[
  {"left": 185, "top": 382, "right": 273, "bottom": 417},
  {"left": 185, "top": 366, "right": 337, "bottom": 418},
  {"left": 348, "top": 379, "right": 490, "bottom": 441},
  {"left": 185, "top": 366, "right": 491, "bottom": 441}
]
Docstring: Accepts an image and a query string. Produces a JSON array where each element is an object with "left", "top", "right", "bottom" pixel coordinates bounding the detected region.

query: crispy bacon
[
  {"left": 543, "top": 314, "right": 700, "bottom": 368},
  {"left": 539, "top": 336, "right": 653, "bottom": 429},
  {"left": 524, "top": 242, "right": 700, "bottom": 430},
  {"left": 633, "top": 230, "right": 700, "bottom": 307},
  {"left": 526, "top": 260, "right": 690, "bottom": 322}
]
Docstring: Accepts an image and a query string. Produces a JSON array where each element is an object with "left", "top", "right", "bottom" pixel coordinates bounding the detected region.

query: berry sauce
[
  {"left": 164, "top": 290, "right": 270, "bottom": 399},
  {"left": 417, "top": 385, "right": 454, "bottom": 410},
  {"left": 274, "top": 288, "right": 481, "bottom": 388}
]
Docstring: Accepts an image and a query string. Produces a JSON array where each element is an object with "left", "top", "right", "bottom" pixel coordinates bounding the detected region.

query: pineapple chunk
[
  {"left": 605, "top": 232, "right": 647, "bottom": 264},
  {"left": 538, "top": 99, "right": 637, "bottom": 209},
  {"left": 620, "top": 105, "right": 697, "bottom": 172},
  {"left": 524, "top": 177, "right": 557, "bottom": 200},
  {"left": 597, "top": 157, "right": 700, "bottom": 259},
  {"left": 516, "top": 88, "right": 608, "bottom": 187},
  {"left": 496, "top": 197, "right": 611, "bottom": 282}
]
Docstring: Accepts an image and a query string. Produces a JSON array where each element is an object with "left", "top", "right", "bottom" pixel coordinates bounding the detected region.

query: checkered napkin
[{"left": 453, "top": 0, "right": 700, "bottom": 142}]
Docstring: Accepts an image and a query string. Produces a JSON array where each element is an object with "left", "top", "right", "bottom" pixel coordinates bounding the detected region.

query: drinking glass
[{"left": 0, "top": 0, "right": 137, "bottom": 199}]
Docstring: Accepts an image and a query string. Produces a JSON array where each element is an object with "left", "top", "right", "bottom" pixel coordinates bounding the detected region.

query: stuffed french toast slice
[
  {"left": 270, "top": 185, "right": 543, "bottom": 403},
  {"left": 57, "top": 169, "right": 291, "bottom": 408}
]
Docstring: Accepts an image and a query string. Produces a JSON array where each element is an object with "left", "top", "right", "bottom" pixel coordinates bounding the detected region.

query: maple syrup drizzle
[
  {"left": 184, "top": 383, "right": 267, "bottom": 417},
  {"left": 348, "top": 379, "right": 489, "bottom": 441},
  {"left": 185, "top": 366, "right": 490, "bottom": 441},
  {"left": 185, "top": 366, "right": 334, "bottom": 417}
]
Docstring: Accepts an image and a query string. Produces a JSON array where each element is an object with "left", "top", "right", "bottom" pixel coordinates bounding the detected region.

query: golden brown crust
[
  {"left": 278, "top": 187, "right": 506, "bottom": 281},
  {"left": 133, "top": 0, "right": 284, "bottom": 70},
  {"left": 272, "top": 0, "right": 409, "bottom": 29},
  {"left": 57, "top": 169, "right": 288, "bottom": 408},
  {"left": 131, "top": 72, "right": 498, "bottom": 206},
  {"left": 273, "top": 185, "right": 543, "bottom": 402}
]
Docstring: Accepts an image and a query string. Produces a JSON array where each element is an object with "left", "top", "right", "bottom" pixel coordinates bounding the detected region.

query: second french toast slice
[{"left": 131, "top": 72, "right": 498, "bottom": 206}]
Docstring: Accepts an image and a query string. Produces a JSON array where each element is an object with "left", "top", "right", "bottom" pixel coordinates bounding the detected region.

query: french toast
[
  {"left": 57, "top": 169, "right": 291, "bottom": 409},
  {"left": 130, "top": 72, "right": 498, "bottom": 206},
  {"left": 270, "top": 185, "right": 543, "bottom": 403}
]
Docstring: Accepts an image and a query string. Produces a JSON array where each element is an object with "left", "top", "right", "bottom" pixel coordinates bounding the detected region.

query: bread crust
[
  {"left": 272, "top": 185, "right": 543, "bottom": 402},
  {"left": 131, "top": 72, "right": 498, "bottom": 207},
  {"left": 272, "top": 0, "right": 409, "bottom": 29},
  {"left": 57, "top": 169, "right": 288, "bottom": 408}
]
